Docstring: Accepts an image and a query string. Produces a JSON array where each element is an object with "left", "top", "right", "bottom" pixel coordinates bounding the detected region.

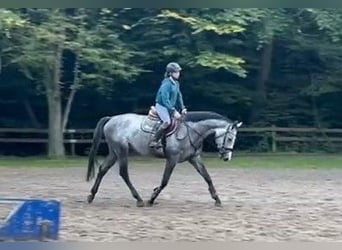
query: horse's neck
[{"left": 190, "top": 119, "right": 228, "bottom": 138}]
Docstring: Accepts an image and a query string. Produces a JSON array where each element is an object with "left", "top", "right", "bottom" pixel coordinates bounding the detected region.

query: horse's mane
[{"left": 184, "top": 111, "right": 231, "bottom": 123}]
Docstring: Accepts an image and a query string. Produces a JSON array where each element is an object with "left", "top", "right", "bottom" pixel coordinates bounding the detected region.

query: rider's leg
[{"left": 149, "top": 103, "right": 171, "bottom": 148}]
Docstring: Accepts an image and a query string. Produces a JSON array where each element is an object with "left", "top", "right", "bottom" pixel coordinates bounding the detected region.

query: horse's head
[{"left": 214, "top": 120, "right": 243, "bottom": 161}]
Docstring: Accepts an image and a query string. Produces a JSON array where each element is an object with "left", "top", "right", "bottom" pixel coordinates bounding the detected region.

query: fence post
[
  {"left": 271, "top": 125, "right": 277, "bottom": 153},
  {"left": 70, "top": 131, "right": 76, "bottom": 156},
  {"left": 69, "top": 130, "right": 76, "bottom": 156}
]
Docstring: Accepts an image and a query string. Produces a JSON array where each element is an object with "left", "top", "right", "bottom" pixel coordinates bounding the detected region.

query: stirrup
[{"left": 149, "top": 140, "right": 162, "bottom": 149}]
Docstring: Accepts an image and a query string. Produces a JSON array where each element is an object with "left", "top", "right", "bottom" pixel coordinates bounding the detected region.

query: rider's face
[{"left": 171, "top": 71, "right": 180, "bottom": 79}]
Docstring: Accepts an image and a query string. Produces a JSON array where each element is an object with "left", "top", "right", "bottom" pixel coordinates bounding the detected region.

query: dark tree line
[{"left": 1, "top": 8, "right": 342, "bottom": 156}]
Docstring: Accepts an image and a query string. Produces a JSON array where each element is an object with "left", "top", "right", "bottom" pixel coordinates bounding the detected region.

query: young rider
[{"left": 149, "top": 62, "right": 187, "bottom": 148}]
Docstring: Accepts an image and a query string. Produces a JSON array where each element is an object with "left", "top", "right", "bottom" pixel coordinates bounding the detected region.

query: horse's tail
[{"left": 86, "top": 116, "right": 111, "bottom": 182}]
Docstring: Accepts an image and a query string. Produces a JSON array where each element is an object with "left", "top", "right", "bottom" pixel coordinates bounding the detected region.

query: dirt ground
[{"left": 1, "top": 163, "right": 342, "bottom": 242}]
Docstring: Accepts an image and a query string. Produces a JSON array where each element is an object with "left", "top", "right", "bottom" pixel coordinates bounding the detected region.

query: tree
[
  {"left": 0, "top": 9, "right": 27, "bottom": 73},
  {"left": 6, "top": 9, "right": 143, "bottom": 157}
]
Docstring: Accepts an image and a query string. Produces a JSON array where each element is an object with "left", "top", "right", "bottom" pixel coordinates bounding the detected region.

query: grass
[
  {"left": 203, "top": 153, "right": 342, "bottom": 169},
  {"left": 0, "top": 152, "right": 341, "bottom": 169}
]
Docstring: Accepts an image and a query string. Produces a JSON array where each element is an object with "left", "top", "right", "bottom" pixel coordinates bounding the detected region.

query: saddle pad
[
  {"left": 141, "top": 116, "right": 179, "bottom": 137},
  {"left": 140, "top": 117, "right": 159, "bottom": 134}
]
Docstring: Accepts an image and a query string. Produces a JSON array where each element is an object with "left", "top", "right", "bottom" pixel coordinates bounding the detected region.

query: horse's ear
[{"left": 233, "top": 120, "right": 243, "bottom": 128}]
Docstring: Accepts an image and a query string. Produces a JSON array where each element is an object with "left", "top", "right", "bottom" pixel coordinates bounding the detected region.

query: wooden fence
[
  {"left": 237, "top": 126, "right": 342, "bottom": 152},
  {"left": 0, "top": 126, "right": 342, "bottom": 154}
]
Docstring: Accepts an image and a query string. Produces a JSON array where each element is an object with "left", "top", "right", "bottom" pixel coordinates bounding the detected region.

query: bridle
[
  {"left": 215, "top": 126, "right": 235, "bottom": 157},
  {"left": 184, "top": 122, "right": 203, "bottom": 151},
  {"left": 183, "top": 119, "right": 235, "bottom": 155}
]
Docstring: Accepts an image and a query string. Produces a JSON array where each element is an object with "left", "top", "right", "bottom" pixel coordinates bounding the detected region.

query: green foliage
[
  {"left": 1, "top": 9, "right": 144, "bottom": 90},
  {"left": 0, "top": 9, "right": 27, "bottom": 73},
  {"left": 155, "top": 9, "right": 265, "bottom": 78},
  {"left": 306, "top": 8, "right": 342, "bottom": 42},
  {"left": 1, "top": 8, "right": 342, "bottom": 154},
  {"left": 194, "top": 51, "right": 247, "bottom": 77},
  {"left": 158, "top": 9, "right": 246, "bottom": 35},
  {"left": 0, "top": 9, "right": 26, "bottom": 36}
]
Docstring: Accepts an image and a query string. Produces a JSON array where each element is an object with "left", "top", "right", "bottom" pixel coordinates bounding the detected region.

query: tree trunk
[
  {"left": 62, "top": 54, "right": 79, "bottom": 131},
  {"left": 45, "top": 44, "right": 65, "bottom": 158},
  {"left": 23, "top": 98, "right": 41, "bottom": 128},
  {"left": 0, "top": 43, "right": 2, "bottom": 75},
  {"left": 250, "top": 40, "right": 273, "bottom": 123}
]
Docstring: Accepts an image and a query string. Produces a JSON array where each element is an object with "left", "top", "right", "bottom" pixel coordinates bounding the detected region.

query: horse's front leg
[
  {"left": 188, "top": 155, "right": 222, "bottom": 207},
  {"left": 147, "top": 156, "right": 178, "bottom": 206}
]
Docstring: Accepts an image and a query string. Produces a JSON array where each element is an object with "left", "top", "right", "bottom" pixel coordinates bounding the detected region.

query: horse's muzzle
[
  {"left": 219, "top": 147, "right": 233, "bottom": 161},
  {"left": 219, "top": 152, "right": 231, "bottom": 161}
]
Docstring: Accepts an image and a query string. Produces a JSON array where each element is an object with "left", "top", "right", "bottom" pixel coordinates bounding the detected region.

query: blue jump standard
[{"left": 0, "top": 198, "right": 61, "bottom": 241}]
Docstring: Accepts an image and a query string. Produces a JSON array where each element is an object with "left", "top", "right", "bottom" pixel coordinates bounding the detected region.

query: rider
[{"left": 149, "top": 62, "right": 187, "bottom": 148}]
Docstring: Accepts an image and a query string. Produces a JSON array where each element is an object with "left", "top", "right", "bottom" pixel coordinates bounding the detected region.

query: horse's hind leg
[
  {"left": 117, "top": 147, "right": 144, "bottom": 207},
  {"left": 188, "top": 155, "right": 222, "bottom": 207},
  {"left": 88, "top": 152, "right": 117, "bottom": 203}
]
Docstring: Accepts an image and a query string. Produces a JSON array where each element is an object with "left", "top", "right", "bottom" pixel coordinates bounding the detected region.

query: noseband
[{"left": 215, "top": 127, "right": 234, "bottom": 155}]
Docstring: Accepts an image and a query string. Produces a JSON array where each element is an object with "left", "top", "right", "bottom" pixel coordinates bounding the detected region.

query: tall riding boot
[{"left": 149, "top": 126, "right": 166, "bottom": 148}]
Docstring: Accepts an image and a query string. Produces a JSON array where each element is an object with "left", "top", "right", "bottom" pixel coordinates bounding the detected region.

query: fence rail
[{"left": 0, "top": 126, "right": 341, "bottom": 154}]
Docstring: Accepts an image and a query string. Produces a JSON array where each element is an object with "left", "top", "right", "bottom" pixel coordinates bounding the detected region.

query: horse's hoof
[
  {"left": 145, "top": 200, "right": 153, "bottom": 207},
  {"left": 87, "top": 194, "right": 94, "bottom": 204},
  {"left": 215, "top": 200, "right": 222, "bottom": 207},
  {"left": 136, "top": 200, "right": 145, "bottom": 207}
]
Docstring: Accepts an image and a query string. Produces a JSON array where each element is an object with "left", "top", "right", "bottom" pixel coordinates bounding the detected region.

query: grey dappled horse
[{"left": 86, "top": 109, "right": 242, "bottom": 207}]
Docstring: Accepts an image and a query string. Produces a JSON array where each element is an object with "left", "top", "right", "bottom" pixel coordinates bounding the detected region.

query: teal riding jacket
[{"left": 155, "top": 77, "right": 185, "bottom": 115}]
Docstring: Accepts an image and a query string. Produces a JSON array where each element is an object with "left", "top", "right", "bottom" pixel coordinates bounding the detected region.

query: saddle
[
  {"left": 141, "top": 106, "right": 186, "bottom": 138},
  {"left": 147, "top": 106, "right": 163, "bottom": 121}
]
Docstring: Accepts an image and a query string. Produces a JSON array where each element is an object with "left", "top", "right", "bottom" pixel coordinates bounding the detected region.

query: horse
[{"left": 86, "top": 107, "right": 243, "bottom": 207}]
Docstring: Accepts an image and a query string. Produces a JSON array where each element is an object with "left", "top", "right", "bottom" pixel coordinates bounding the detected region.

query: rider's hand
[
  {"left": 174, "top": 110, "right": 181, "bottom": 119},
  {"left": 181, "top": 108, "right": 187, "bottom": 115}
]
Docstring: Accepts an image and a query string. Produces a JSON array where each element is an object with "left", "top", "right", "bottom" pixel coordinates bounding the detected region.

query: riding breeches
[{"left": 155, "top": 103, "right": 171, "bottom": 128}]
